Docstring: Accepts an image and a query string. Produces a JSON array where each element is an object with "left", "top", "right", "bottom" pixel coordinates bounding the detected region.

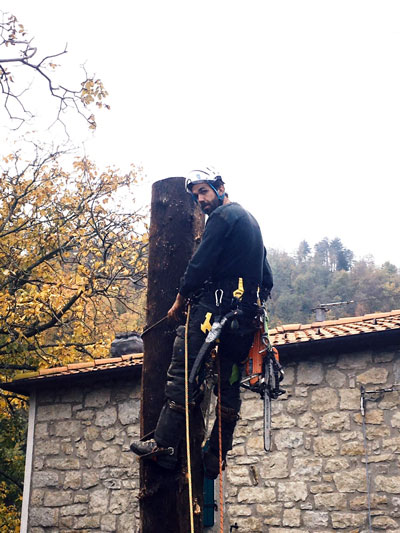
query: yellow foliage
[
  {"left": 0, "top": 498, "right": 20, "bottom": 532},
  {"left": 0, "top": 149, "right": 148, "bottom": 376}
]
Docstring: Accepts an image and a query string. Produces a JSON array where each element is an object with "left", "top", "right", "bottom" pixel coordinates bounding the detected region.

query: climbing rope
[
  {"left": 217, "top": 353, "right": 224, "bottom": 533},
  {"left": 184, "top": 305, "right": 195, "bottom": 533}
]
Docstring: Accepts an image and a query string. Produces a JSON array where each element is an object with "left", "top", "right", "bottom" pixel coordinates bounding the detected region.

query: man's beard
[{"left": 199, "top": 198, "right": 219, "bottom": 214}]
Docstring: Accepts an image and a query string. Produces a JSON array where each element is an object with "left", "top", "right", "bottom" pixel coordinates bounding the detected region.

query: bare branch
[
  {"left": 0, "top": 469, "right": 23, "bottom": 492},
  {"left": 0, "top": 11, "right": 108, "bottom": 130}
]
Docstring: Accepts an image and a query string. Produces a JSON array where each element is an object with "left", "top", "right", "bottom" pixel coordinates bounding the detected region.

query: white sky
[{"left": 2, "top": 1, "right": 400, "bottom": 266}]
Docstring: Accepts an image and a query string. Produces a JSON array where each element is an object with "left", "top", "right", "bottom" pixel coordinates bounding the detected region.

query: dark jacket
[{"left": 179, "top": 202, "right": 273, "bottom": 299}]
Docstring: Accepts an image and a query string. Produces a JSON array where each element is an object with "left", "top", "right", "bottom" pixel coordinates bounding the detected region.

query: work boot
[
  {"left": 130, "top": 439, "right": 176, "bottom": 470},
  {"left": 203, "top": 448, "right": 226, "bottom": 480}
]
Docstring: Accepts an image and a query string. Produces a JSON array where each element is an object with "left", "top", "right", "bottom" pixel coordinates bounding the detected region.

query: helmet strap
[{"left": 208, "top": 182, "right": 225, "bottom": 204}]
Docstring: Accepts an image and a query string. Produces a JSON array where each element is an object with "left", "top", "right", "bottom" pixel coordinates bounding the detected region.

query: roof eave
[
  {"left": 276, "top": 327, "right": 400, "bottom": 360},
  {"left": 1, "top": 363, "right": 142, "bottom": 396}
]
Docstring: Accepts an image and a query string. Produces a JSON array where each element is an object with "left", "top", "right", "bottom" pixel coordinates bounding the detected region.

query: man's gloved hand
[{"left": 167, "top": 293, "right": 186, "bottom": 322}]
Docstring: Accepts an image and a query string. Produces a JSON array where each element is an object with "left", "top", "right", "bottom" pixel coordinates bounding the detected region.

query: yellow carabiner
[
  {"left": 201, "top": 312, "right": 213, "bottom": 334},
  {"left": 232, "top": 277, "right": 244, "bottom": 301}
]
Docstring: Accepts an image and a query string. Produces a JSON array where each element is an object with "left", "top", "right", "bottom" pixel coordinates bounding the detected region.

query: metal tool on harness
[
  {"left": 215, "top": 288, "right": 224, "bottom": 307},
  {"left": 230, "top": 278, "right": 244, "bottom": 330},
  {"left": 241, "top": 304, "right": 285, "bottom": 451},
  {"left": 189, "top": 308, "right": 243, "bottom": 385}
]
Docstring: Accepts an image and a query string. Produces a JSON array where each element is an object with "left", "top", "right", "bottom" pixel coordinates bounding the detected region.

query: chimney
[{"left": 314, "top": 305, "right": 327, "bottom": 322}]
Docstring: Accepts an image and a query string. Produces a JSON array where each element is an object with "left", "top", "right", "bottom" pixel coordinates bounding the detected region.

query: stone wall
[
  {"left": 25, "top": 345, "right": 400, "bottom": 532},
  {"left": 222, "top": 346, "right": 400, "bottom": 532},
  {"left": 28, "top": 376, "right": 141, "bottom": 533}
]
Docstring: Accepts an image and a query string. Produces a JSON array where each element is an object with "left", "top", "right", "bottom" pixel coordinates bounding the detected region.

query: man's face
[{"left": 191, "top": 182, "right": 221, "bottom": 215}]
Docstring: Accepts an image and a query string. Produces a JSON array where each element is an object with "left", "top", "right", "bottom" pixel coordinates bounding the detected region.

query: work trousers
[{"left": 154, "top": 289, "right": 256, "bottom": 461}]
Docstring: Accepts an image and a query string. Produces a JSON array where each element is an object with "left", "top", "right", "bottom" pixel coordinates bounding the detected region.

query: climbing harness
[
  {"left": 186, "top": 280, "right": 280, "bottom": 528},
  {"left": 187, "top": 282, "right": 243, "bottom": 530},
  {"left": 241, "top": 303, "right": 285, "bottom": 451},
  {"left": 189, "top": 307, "right": 243, "bottom": 386},
  {"left": 184, "top": 304, "right": 195, "bottom": 533}
]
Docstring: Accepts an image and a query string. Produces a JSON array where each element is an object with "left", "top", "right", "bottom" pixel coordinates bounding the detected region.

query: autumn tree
[
  {"left": 0, "top": 147, "right": 148, "bottom": 524},
  {"left": 0, "top": 8, "right": 125, "bottom": 527},
  {"left": 0, "top": 402, "right": 25, "bottom": 532},
  {"left": 0, "top": 147, "right": 147, "bottom": 371},
  {"left": 0, "top": 11, "right": 108, "bottom": 131}
]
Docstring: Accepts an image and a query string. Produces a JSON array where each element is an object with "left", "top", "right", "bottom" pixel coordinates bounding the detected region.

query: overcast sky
[{"left": 2, "top": 1, "right": 400, "bottom": 266}]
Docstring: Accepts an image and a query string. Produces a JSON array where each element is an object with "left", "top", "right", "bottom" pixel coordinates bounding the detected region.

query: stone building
[
  {"left": 3, "top": 354, "right": 143, "bottom": 533},
  {"left": 2, "top": 309, "right": 400, "bottom": 532}
]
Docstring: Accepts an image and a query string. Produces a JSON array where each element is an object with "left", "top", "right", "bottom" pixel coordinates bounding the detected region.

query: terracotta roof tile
[
  {"left": 93, "top": 358, "right": 119, "bottom": 366},
  {"left": 270, "top": 309, "right": 400, "bottom": 346},
  {"left": 67, "top": 362, "right": 95, "bottom": 371},
  {"left": 38, "top": 366, "right": 68, "bottom": 376},
  {"left": 280, "top": 323, "right": 302, "bottom": 332},
  {"left": 121, "top": 354, "right": 143, "bottom": 362},
  {"left": 5, "top": 309, "right": 400, "bottom": 388},
  {"left": 11, "top": 353, "right": 144, "bottom": 384}
]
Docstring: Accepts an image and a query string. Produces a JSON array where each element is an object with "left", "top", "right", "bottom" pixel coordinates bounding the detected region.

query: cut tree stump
[{"left": 140, "top": 177, "right": 205, "bottom": 533}]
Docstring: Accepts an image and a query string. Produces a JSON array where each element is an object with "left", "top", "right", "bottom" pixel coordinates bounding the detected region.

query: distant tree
[
  {"left": 329, "top": 238, "right": 352, "bottom": 271},
  {"left": 314, "top": 237, "right": 353, "bottom": 272},
  {"left": 296, "top": 240, "right": 311, "bottom": 263},
  {"left": 268, "top": 250, "right": 296, "bottom": 294},
  {"left": 382, "top": 261, "right": 398, "bottom": 275},
  {"left": 336, "top": 248, "right": 353, "bottom": 271},
  {"left": 268, "top": 240, "right": 400, "bottom": 326},
  {"left": 314, "top": 237, "right": 330, "bottom": 269}
]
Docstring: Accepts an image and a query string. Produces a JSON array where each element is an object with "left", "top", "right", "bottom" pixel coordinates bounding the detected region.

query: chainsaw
[{"left": 240, "top": 304, "right": 285, "bottom": 451}]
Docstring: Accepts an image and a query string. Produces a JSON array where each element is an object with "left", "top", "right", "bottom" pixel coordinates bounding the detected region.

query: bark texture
[{"left": 140, "top": 177, "right": 205, "bottom": 533}]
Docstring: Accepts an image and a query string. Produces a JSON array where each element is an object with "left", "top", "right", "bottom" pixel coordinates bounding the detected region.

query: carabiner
[{"left": 215, "top": 289, "right": 224, "bottom": 307}]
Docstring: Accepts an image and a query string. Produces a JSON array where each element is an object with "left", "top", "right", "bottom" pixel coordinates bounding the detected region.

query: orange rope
[{"left": 217, "top": 353, "right": 224, "bottom": 533}]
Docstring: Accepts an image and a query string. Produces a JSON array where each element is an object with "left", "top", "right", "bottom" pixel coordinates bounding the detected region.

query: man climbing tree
[{"left": 131, "top": 167, "right": 273, "bottom": 479}]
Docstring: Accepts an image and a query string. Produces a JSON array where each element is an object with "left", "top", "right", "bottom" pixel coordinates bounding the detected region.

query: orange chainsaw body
[{"left": 246, "top": 329, "right": 279, "bottom": 386}]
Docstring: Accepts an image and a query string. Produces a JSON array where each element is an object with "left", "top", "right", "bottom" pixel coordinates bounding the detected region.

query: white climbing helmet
[{"left": 185, "top": 167, "right": 224, "bottom": 194}]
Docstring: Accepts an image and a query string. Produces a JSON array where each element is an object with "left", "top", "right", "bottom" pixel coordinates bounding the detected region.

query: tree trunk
[{"left": 140, "top": 177, "right": 205, "bottom": 533}]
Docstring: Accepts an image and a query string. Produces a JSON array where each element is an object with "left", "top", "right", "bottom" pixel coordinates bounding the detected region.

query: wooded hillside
[{"left": 268, "top": 238, "right": 400, "bottom": 326}]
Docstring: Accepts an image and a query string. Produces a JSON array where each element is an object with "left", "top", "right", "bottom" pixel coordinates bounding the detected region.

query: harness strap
[
  {"left": 217, "top": 403, "right": 240, "bottom": 422},
  {"left": 168, "top": 399, "right": 195, "bottom": 414}
]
